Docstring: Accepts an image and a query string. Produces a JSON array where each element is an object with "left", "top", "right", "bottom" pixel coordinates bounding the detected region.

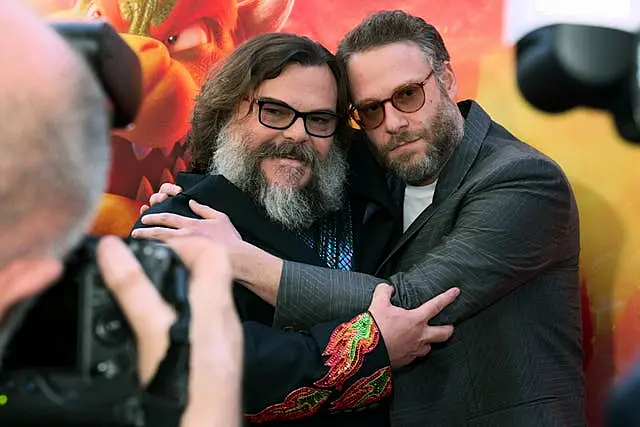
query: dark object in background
[{"left": 515, "top": 24, "right": 640, "bottom": 143}]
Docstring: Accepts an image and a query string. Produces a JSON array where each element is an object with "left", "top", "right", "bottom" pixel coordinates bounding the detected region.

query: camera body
[
  {"left": 50, "top": 20, "right": 142, "bottom": 129},
  {"left": 0, "top": 237, "right": 187, "bottom": 426}
]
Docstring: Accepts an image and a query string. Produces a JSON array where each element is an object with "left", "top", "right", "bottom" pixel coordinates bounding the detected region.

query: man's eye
[
  {"left": 397, "top": 87, "right": 418, "bottom": 99},
  {"left": 309, "top": 117, "right": 329, "bottom": 124},
  {"left": 362, "top": 104, "right": 380, "bottom": 114}
]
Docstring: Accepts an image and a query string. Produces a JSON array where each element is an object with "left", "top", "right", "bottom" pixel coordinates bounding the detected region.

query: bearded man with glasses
[
  {"left": 131, "top": 32, "right": 461, "bottom": 427},
  {"left": 140, "top": 11, "right": 585, "bottom": 427},
  {"left": 229, "top": 10, "right": 584, "bottom": 427}
]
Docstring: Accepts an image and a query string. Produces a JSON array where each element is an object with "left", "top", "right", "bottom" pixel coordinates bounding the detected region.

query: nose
[
  {"left": 383, "top": 102, "right": 409, "bottom": 134},
  {"left": 281, "top": 116, "right": 309, "bottom": 142}
]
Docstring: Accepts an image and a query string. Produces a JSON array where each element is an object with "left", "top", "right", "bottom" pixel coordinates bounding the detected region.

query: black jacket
[{"left": 132, "top": 139, "right": 400, "bottom": 426}]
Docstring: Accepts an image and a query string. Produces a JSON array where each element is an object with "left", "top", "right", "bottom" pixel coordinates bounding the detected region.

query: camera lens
[{"left": 94, "top": 309, "right": 131, "bottom": 346}]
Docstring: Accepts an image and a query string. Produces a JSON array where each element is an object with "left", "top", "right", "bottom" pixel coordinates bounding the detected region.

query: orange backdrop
[{"left": 28, "top": 1, "right": 640, "bottom": 425}]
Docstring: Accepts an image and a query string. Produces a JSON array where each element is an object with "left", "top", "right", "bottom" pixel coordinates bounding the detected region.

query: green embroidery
[
  {"left": 346, "top": 313, "right": 375, "bottom": 361},
  {"left": 351, "top": 367, "right": 391, "bottom": 407},
  {"left": 285, "top": 389, "right": 330, "bottom": 415},
  {"left": 245, "top": 387, "right": 331, "bottom": 423},
  {"left": 328, "top": 367, "right": 392, "bottom": 412}
]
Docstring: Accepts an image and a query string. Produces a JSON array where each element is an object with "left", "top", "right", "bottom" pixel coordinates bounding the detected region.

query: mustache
[
  {"left": 386, "top": 131, "right": 426, "bottom": 152},
  {"left": 253, "top": 141, "right": 317, "bottom": 165}
]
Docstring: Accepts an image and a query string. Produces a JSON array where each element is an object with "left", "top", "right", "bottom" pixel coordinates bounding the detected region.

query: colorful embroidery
[
  {"left": 245, "top": 387, "right": 331, "bottom": 423},
  {"left": 329, "top": 366, "right": 392, "bottom": 413},
  {"left": 314, "top": 312, "right": 380, "bottom": 390}
]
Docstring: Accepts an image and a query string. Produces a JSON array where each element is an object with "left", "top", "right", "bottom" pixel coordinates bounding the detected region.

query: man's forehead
[
  {"left": 254, "top": 64, "right": 338, "bottom": 112},
  {"left": 347, "top": 42, "right": 431, "bottom": 102}
]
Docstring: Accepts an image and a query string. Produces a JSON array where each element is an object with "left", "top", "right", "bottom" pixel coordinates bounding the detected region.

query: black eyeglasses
[
  {"left": 350, "top": 71, "right": 435, "bottom": 130},
  {"left": 245, "top": 97, "right": 340, "bottom": 138}
]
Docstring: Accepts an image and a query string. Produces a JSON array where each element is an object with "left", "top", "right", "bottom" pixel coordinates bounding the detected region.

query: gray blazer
[{"left": 274, "top": 101, "right": 586, "bottom": 427}]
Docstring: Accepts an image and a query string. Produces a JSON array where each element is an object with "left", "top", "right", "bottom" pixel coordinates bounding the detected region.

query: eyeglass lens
[
  {"left": 353, "top": 82, "right": 427, "bottom": 130},
  {"left": 259, "top": 102, "right": 338, "bottom": 137}
]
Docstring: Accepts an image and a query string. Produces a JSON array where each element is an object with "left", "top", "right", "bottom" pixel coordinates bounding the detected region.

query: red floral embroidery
[
  {"left": 329, "top": 366, "right": 392, "bottom": 412},
  {"left": 245, "top": 387, "right": 331, "bottom": 423},
  {"left": 314, "top": 312, "right": 380, "bottom": 390}
]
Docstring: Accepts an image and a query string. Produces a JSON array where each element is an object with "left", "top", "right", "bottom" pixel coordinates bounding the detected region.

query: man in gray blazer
[{"left": 138, "top": 10, "right": 586, "bottom": 427}]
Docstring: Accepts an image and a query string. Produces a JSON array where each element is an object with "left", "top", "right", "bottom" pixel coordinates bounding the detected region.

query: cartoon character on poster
[{"left": 46, "top": 0, "right": 294, "bottom": 235}]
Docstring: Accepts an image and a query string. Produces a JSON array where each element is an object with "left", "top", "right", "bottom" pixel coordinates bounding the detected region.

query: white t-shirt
[{"left": 403, "top": 181, "right": 437, "bottom": 232}]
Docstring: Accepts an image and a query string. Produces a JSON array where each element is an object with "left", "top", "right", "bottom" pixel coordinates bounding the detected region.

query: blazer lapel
[
  {"left": 375, "top": 100, "right": 492, "bottom": 274},
  {"left": 179, "top": 174, "right": 327, "bottom": 267}
]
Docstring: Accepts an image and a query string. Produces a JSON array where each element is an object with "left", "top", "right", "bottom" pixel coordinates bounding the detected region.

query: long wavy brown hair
[{"left": 186, "top": 32, "right": 351, "bottom": 172}]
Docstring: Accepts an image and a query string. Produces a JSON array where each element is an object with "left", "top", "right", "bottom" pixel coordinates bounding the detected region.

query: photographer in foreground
[{"left": 0, "top": 1, "right": 242, "bottom": 426}]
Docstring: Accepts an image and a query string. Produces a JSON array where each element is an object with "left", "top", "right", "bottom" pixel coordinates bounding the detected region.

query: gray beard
[{"left": 209, "top": 125, "right": 348, "bottom": 231}]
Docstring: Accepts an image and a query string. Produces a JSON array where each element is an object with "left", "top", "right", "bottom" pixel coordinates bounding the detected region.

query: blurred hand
[
  {"left": 97, "top": 235, "right": 242, "bottom": 427},
  {"left": 368, "top": 284, "right": 459, "bottom": 369}
]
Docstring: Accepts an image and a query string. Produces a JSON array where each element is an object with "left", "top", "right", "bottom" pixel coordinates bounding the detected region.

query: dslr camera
[{"left": 0, "top": 22, "right": 188, "bottom": 426}]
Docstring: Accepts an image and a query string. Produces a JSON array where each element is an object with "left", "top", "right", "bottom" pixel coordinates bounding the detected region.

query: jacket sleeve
[
  {"left": 274, "top": 157, "right": 579, "bottom": 329},
  {"left": 242, "top": 313, "right": 392, "bottom": 423}
]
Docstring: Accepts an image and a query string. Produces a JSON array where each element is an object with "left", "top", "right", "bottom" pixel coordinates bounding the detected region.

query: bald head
[{"left": 0, "top": 1, "right": 109, "bottom": 276}]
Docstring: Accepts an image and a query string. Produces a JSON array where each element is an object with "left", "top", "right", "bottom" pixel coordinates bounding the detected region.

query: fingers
[
  {"left": 168, "top": 237, "right": 233, "bottom": 299},
  {"left": 147, "top": 183, "right": 182, "bottom": 208},
  {"left": 139, "top": 204, "right": 149, "bottom": 215},
  {"left": 168, "top": 237, "right": 239, "bottom": 351},
  {"left": 131, "top": 226, "right": 184, "bottom": 242},
  {"left": 141, "top": 212, "right": 192, "bottom": 229},
  {"left": 188, "top": 199, "right": 219, "bottom": 220},
  {"left": 166, "top": 236, "right": 222, "bottom": 272},
  {"left": 368, "top": 283, "right": 394, "bottom": 311},
  {"left": 418, "top": 344, "right": 431, "bottom": 357},
  {"left": 414, "top": 287, "right": 460, "bottom": 320},
  {"left": 147, "top": 182, "right": 182, "bottom": 209},
  {"left": 96, "top": 236, "right": 176, "bottom": 385},
  {"left": 149, "top": 192, "right": 168, "bottom": 207},
  {"left": 173, "top": 237, "right": 242, "bottom": 421},
  {"left": 159, "top": 183, "right": 182, "bottom": 197},
  {"left": 170, "top": 237, "right": 234, "bottom": 312},
  {"left": 422, "top": 325, "right": 455, "bottom": 344}
]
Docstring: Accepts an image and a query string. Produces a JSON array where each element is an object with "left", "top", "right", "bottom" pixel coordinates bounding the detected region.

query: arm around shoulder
[{"left": 275, "top": 156, "right": 579, "bottom": 327}]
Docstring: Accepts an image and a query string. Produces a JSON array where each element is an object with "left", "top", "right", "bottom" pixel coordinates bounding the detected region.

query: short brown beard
[{"left": 376, "top": 95, "right": 463, "bottom": 185}]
